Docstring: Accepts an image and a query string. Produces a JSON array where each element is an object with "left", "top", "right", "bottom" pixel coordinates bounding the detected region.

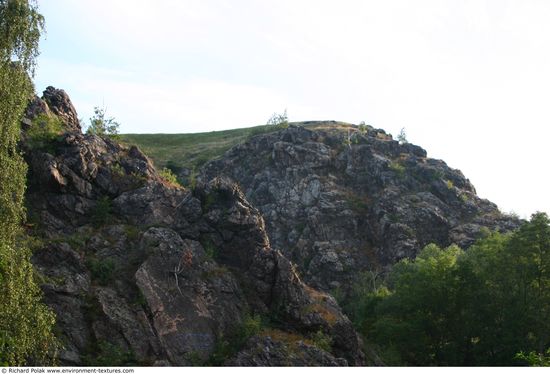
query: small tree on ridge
[{"left": 87, "top": 106, "right": 120, "bottom": 137}]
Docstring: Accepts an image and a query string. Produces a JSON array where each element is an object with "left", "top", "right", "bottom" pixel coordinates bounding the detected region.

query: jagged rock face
[
  {"left": 42, "top": 86, "right": 82, "bottom": 132},
  {"left": 195, "top": 178, "right": 364, "bottom": 365},
  {"left": 201, "top": 123, "right": 520, "bottom": 294},
  {"left": 23, "top": 107, "right": 365, "bottom": 365},
  {"left": 23, "top": 88, "right": 520, "bottom": 366},
  {"left": 133, "top": 228, "right": 247, "bottom": 365},
  {"left": 24, "top": 132, "right": 160, "bottom": 235},
  {"left": 24, "top": 94, "right": 51, "bottom": 120},
  {"left": 24, "top": 86, "right": 81, "bottom": 133}
]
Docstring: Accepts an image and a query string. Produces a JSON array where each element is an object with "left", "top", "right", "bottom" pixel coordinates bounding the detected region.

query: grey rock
[
  {"left": 94, "top": 287, "right": 161, "bottom": 359},
  {"left": 32, "top": 242, "right": 92, "bottom": 365},
  {"left": 24, "top": 95, "right": 52, "bottom": 124},
  {"left": 135, "top": 228, "right": 246, "bottom": 364},
  {"left": 227, "top": 336, "right": 347, "bottom": 366},
  {"left": 194, "top": 178, "right": 366, "bottom": 365},
  {"left": 42, "top": 86, "right": 81, "bottom": 132},
  {"left": 23, "top": 90, "right": 521, "bottom": 367},
  {"left": 200, "top": 123, "right": 521, "bottom": 296}
]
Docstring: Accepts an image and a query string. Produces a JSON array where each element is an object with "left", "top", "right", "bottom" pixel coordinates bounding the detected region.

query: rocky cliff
[
  {"left": 22, "top": 87, "right": 518, "bottom": 366},
  {"left": 22, "top": 88, "right": 366, "bottom": 366},
  {"left": 201, "top": 122, "right": 520, "bottom": 296}
]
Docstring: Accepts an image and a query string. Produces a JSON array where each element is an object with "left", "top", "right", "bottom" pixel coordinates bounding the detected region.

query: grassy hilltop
[{"left": 121, "top": 121, "right": 353, "bottom": 174}]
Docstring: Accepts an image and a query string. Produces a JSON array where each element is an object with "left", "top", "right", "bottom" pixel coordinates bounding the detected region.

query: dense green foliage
[
  {"left": 516, "top": 349, "right": 550, "bottom": 367},
  {"left": 346, "top": 213, "right": 550, "bottom": 366},
  {"left": 0, "top": 0, "right": 57, "bottom": 365},
  {"left": 158, "top": 167, "right": 180, "bottom": 187},
  {"left": 26, "top": 112, "right": 63, "bottom": 151}
]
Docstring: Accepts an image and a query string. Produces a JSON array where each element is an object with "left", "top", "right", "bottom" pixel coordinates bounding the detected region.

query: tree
[
  {"left": 397, "top": 127, "right": 408, "bottom": 144},
  {"left": 507, "top": 212, "right": 550, "bottom": 354},
  {"left": 357, "top": 215, "right": 550, "bottom": 366},
  {"left": 370, "top": 244, "right": 465, "bottom": 365},
  {"left": 0, "top": 0, "right": 57, "bottom": 365},
  {"left": 516, "top": 349, "right": 550, "bottom": 367},
  {"left": 266, "top": 109, "right": 288, "bottom": 127},
  {"left": 86, "top": 106, "right": 120, "bottom": 137}
]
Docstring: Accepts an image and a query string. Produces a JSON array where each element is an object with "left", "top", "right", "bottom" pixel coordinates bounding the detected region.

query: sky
[{"left": 34, "top": 0, "right": 550, "bottom": 218}]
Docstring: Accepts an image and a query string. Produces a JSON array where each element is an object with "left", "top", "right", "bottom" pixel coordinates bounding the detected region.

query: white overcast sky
[{"left": 34, "top": 0, "right": 550, "bottom": 218}]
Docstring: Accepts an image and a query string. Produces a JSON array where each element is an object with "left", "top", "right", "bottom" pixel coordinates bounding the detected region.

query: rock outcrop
[
  {"left": 25, "top": 86, "right": 81, "bottom": 133},
  {"left": 22, "top": 88, "right": 519, "bottom": 366},
  {"left": 23, "top": 89, "right": 365, "bottom": 366},
  {"left": 201, "top": 122, "right": 520, "bottom": 295}
]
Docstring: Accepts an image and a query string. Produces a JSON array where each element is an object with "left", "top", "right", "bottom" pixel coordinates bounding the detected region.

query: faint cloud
[{"left": 35, "top": 58, "right": 318, "bottom": 133}]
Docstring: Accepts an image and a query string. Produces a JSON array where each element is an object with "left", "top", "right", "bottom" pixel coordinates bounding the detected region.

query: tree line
[
  {"left": 343, "top": 212, "right": 550, "bottom": 366},
  {"left": 0, "top": 0, "right": 57, "bottom": 365}
]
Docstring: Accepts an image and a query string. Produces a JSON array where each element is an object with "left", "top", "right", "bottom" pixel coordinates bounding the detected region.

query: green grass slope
[{"left": 120, "top": 121, "right": 354, "bottom": 177}]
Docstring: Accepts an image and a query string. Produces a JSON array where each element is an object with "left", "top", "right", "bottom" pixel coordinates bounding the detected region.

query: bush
[
  {"left": 87, "top": 257, "right": 115, "bottom": 286},
  {"left": 389, "top": 161, "right": 405, "bottom": 177},
  {"left": 86, "top": 106, "right": 120, "bottom": 137},
  {"left": 110, "top": 163, "right": 125, "bottom": 177},
  {"left": 159, "top": 167, "right": 180, "bottom": 187},
  {"left": 207, "top": 313, "right": 264, "bottom": 365},
  {"left": 397, "top": 127, "right": 408, "bottom": 144},
  {"left": 238, "top": 314, "right": 262, "bottom": 344},
  {"left": 311, "top": 330, "right": 333, "bottom": 352},
  {"left": 83, "top": 342, "right": 136, "bottom": 366},
  {"left": 26, "top": 113, "right": 64, "bottom": 152},
  {"left": 266, "top": 109, "right": 288, "bottom": 127},
  {"left": 203, "top": 240, "right": 218, "bottom": 260},
  {"left": 516, "top": 349, "right": 550, "bottom": 367},
  {"left": 91, "top": 196, "right": 113, "bottom": 227}
]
